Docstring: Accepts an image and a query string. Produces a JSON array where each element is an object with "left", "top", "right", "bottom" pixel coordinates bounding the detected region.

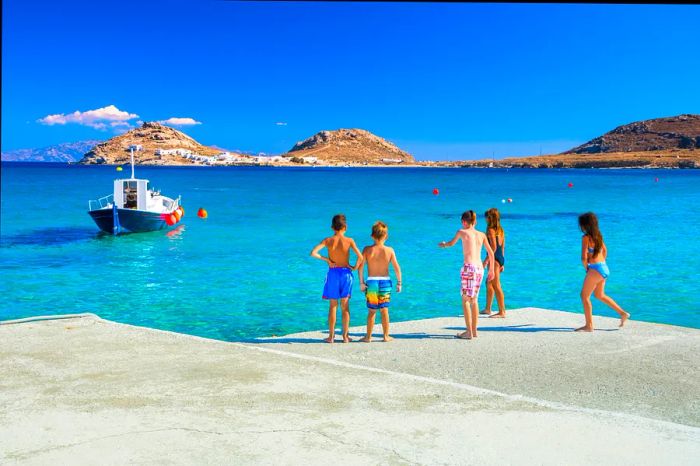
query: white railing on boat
[{"left": 88, "top": 194, "right": 114, "bottom": 211}]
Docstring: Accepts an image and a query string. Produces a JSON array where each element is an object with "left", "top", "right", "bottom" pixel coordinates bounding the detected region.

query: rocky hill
[
  {"left": 284, "top": 129, "right": 415, "bottom": 164},
  {"left": 1, "top": 140, "right": 101, "bottom": 162},
  {"left": 566, "top": 114, "right": 700, "bottom": 154},
  {"left": 79, "top": 122, "right": 228, "bottom": 165}
]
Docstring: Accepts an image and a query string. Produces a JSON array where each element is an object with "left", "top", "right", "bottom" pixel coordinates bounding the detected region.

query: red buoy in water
[
  {"left": 165, "top": 214, "right": 176, "bottom": 226},
  {"left": 568, "top": 182, "right": 574, "bottom": 188},
  {"left": 197, "top": 208, "right": 208, "bottom": 219},
  {"left": 655, "top": 177, "right": 659, "bottom": 183},
  {"left": 507, "top": 198, "right": 513, "bottom": 203},
  {"left": 172, "top": 209, "right": 182, "bottom": 222},
  {"left": 432, "top": 188, "right": 439, "bottom": 195}
]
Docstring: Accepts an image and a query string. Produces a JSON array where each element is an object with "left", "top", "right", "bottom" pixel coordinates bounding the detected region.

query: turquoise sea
[{"left": 1, "top": 163, "right": 699, "bottom": 339}]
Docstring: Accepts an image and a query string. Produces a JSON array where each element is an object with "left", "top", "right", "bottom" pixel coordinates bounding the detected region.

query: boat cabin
[{"left": 113, "top": 178, "right": 150, "bottom": 210}]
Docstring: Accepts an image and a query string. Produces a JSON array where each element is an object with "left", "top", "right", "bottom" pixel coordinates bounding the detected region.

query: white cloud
[
  {"left": 158, "top": 117, "right": 202, "bottom": 126},
  {"left": 275, "top": 122, "right": 288, "bottom": 126},
  {"left": 37, "top": 105, "right": 139, "bottom": 130}
]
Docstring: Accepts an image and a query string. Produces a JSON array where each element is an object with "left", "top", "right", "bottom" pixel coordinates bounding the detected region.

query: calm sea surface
[{"left": 1, "top": 163, "right": 699, "bottom": 339}]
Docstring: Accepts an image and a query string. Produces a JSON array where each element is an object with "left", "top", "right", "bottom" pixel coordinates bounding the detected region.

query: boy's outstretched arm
[
  {"left": 483, "top": 233, "right": 495, "bottom": 281},
  {"left": 350, "top": 240, "right": 364, "bottom": 271},
  {"left": 390, "top": 248, "right": 402, "bottom": 293},
  {"left": 310, "top": 239, "right": 334, "bottom": 266},
  {"left": 438, "top": 231, "right": 460, "bottom": 248}
]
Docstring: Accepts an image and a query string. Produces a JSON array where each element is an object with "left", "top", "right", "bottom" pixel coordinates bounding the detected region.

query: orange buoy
[
  {"left": 177, "top": 206, "right": 185, "bottom": 217},
  {"left": 164, "top": 214, "right": 176, "bottom": 226},
  {"left": 432, "top": 188, "right": 439, "bottom": 195},
  {"left": 173, "top": 209, "right": 182, "bottom": 222},
  {"left": 197, "top": 208, "right": 208, "bottom": 219}
]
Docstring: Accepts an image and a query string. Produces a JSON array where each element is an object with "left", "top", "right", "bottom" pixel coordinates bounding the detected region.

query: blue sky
[{"left": 2, "top": 1, "right": 699, "bottom": 160}]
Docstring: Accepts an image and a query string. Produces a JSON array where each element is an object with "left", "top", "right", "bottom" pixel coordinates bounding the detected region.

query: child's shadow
[
  {"left": 348, "top": 332, "right": 455, "bottom": 340},
  {"left": 444, "top": 324, "right": 619, "bottom": 333}
]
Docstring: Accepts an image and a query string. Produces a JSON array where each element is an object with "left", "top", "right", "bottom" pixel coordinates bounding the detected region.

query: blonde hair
[
  {"left": 485, "top": 208, "right": 504, "bottom": 238},
  {"left": 371, "top": 221, "right": 388, "bottom": 240}
]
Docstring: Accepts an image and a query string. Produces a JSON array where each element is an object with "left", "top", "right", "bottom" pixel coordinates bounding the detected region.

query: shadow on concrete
[{"left": 445, "top": 324, "right": 619, "bottom": 333}]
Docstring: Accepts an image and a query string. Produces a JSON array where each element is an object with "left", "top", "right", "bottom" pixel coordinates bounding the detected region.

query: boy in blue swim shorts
[
  {"left": 358, "top": 221, "right": 402, "bottom": 343},
  {"left": 310, "top": 214, "right": 363, "bottom": 343}
]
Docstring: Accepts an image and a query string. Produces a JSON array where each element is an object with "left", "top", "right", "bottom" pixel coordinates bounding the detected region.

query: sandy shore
[{"left": 1, "top": 308, "right": 698, "bottom": 465}]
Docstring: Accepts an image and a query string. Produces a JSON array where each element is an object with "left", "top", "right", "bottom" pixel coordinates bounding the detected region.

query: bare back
[
  {"left": 325, "top": 235, "right": 354, "bottom": 268},
  {"left": 458, "top": 228, "right": 486, "bottom": 264},
  {"left": 363, "top": 244, "right": 394, "bottom": 276}
]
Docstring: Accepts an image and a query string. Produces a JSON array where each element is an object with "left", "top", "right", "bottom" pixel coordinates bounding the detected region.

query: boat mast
[{"left": 130, "top": 148, "right": 135, "bottom": 179}]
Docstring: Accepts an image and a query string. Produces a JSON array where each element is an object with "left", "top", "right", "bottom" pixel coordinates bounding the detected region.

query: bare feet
[
  {"left": 324, "top": 336, "right": 335, "bottom": 343},
  {"left": 456, "top": 331, "right": 472, "bottom": 340},
  {"left": 619, "top": 312, "right": 630, "bottom": 327},
  {"left": 472, "top": 331, "right": 478, "bottom": 338},
  {"left": 489, "top": 312, "right": 506, "bottom": 318},
  {"left": 359, "top": 336, "right": 372, "bottom": 343},
  {"left": 479, "top": 309, "right": 492, "bottom": 316},
  {"left": 575, "top": 325, "right": 593, "bottom": 332},
  {"left": 382, "top": 335, "right": 394, "bottom": 342},
  {"left": 342, "top": 335, "right": 354, "bottom": 343}
]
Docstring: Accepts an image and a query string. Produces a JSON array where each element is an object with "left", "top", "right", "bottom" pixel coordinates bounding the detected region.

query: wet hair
[
  {"left": 484, "top": 208, "right": 504, "bottom": 238},
  {"left": 578, "top": 212, "right": 603, "bottom": 256},
  {"left": 461, "top": 210, "right": 476, "bottom": 225},
  {"left": 331, "top": 214, "right": 347, "bottom": 231},
  {"left": 371, "top": 221, "right": 388, "bottom": 240}
]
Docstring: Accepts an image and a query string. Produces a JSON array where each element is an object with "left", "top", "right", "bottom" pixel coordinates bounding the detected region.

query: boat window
[{"left": 124, "top": 181, "right": 138, "bottom": 209}]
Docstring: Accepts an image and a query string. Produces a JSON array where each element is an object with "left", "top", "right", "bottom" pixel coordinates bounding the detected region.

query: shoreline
[
  {"left": 3, "top": 160, "right": 699, "bottom": 169},
  {"left": 1, "top": 308, "right": 698, "bottom": 464}
]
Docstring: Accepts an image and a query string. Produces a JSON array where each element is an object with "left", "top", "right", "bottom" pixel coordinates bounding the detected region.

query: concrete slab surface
[{"left": 1, "top": 309, "right": 698, "bottom": 465}]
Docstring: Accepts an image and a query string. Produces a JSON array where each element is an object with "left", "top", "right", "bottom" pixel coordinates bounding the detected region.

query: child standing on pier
[
  {"left": 358, "top": 221, "right": 402, "bottom": 343},
  {"left": 481, "top": 208, "right": 507, "bottom": 318},
  {"left": 310, "top": 214, "right": 364, "bottom": 343},
  {"left": 439, "top": 210, "right": 495, "bottom": 339}
]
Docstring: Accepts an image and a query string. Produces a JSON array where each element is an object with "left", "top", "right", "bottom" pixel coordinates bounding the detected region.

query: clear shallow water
[{"left": 1, "top": 163, "right": 699, "bottom": 339}]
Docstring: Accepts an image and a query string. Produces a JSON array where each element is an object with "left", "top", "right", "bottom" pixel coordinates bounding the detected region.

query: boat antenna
[{"left": 130, "top": 147, "right": 135, "bottom": 179}]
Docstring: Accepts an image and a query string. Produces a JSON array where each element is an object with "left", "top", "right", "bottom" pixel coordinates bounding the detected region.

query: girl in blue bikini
[{"left": 576, "top": 212, "right": 630, "bottom": 332}]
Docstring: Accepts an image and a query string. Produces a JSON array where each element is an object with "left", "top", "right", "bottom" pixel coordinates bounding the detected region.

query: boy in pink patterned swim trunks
[{"left": 439, "top": 210, "right": 495, "bottom": 340}]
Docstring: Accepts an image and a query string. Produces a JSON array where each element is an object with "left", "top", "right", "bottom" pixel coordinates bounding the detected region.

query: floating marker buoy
[
  {"left": 197, "top": 208, "right": 208, "bottom": 219},
  {"left": 507, "top": 198, "right": 513, "bottom": 203},
  {"left": 568, "top": 182, "right": 574, "bottom": 188},
  {"left": 173, "top": 209, "right": 182, "bottom": 222},
  {"left": 432, "top": 188, "right": 439, "bottom": 195},
  {"left": 177, "top": 206, "right": 185, "bottom": 217},
  {"left": 116, "top": 166, "right": 123, "bottom": 171},
  {"left": 655, "top": 177, "right": 659, "bottom": 183},
  {"left": 501, "top": 199, "right": 506, "bottom": 204},
  {"left": 165, "top": 214, "right": 176, "bottom": 226}
]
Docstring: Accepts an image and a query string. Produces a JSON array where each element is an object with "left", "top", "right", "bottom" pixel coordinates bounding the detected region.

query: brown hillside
[
  {"left": 284, "top": 129, "right": 415, "bottom": 164},
  {"left": 79, "top": 122, "right": 230, "bottom": 165},
  {"left": 566, "top": 114, "right": 700, "bottom": 154}
]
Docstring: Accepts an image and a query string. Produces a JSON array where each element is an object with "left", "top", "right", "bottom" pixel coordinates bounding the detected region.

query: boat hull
[{"left": 88, "top": 208, "right": 169, "bottom": 234}]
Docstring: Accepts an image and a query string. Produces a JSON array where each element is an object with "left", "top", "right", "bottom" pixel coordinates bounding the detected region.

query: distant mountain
[
  {"left": 1, "top": 140, "right": 101, "bottom": 162},
  {"left": 285, "top": 128, "right": 415, "bottom": 164},
  {"left": 79, "top": 122, "right": 246, "bottom": 165},
  {"left": 565, "top": 114, "right": 700, "bottom": 154}
]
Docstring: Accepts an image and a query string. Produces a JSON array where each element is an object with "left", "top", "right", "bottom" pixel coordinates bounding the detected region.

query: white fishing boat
[{"left": 87, "top": 149, "right": 183, "bottom": 235}]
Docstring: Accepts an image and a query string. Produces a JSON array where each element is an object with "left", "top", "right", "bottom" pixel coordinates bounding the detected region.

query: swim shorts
[
  {"left": 322, "top": 267, "right": 353, "bottom": 300},
  {"left": 460, "top": 263, "right": 484, "bottom": 298},
  {"left": 365, "top": 276, "right": 392, "bottom": 310}
]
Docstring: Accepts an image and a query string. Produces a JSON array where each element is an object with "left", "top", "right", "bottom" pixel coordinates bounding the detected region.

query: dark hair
[
  {"left": 331, "top": 214, "right": 347, "bottom": 231},
  {"left": 461, "top": 210, "right": 476, "bottom": 225},
  {"left": 578, "top": 212, "right": 603, "bottom": 256},
  {"left": 484, "top": 208, "right": 503, "bottom": 238}
]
